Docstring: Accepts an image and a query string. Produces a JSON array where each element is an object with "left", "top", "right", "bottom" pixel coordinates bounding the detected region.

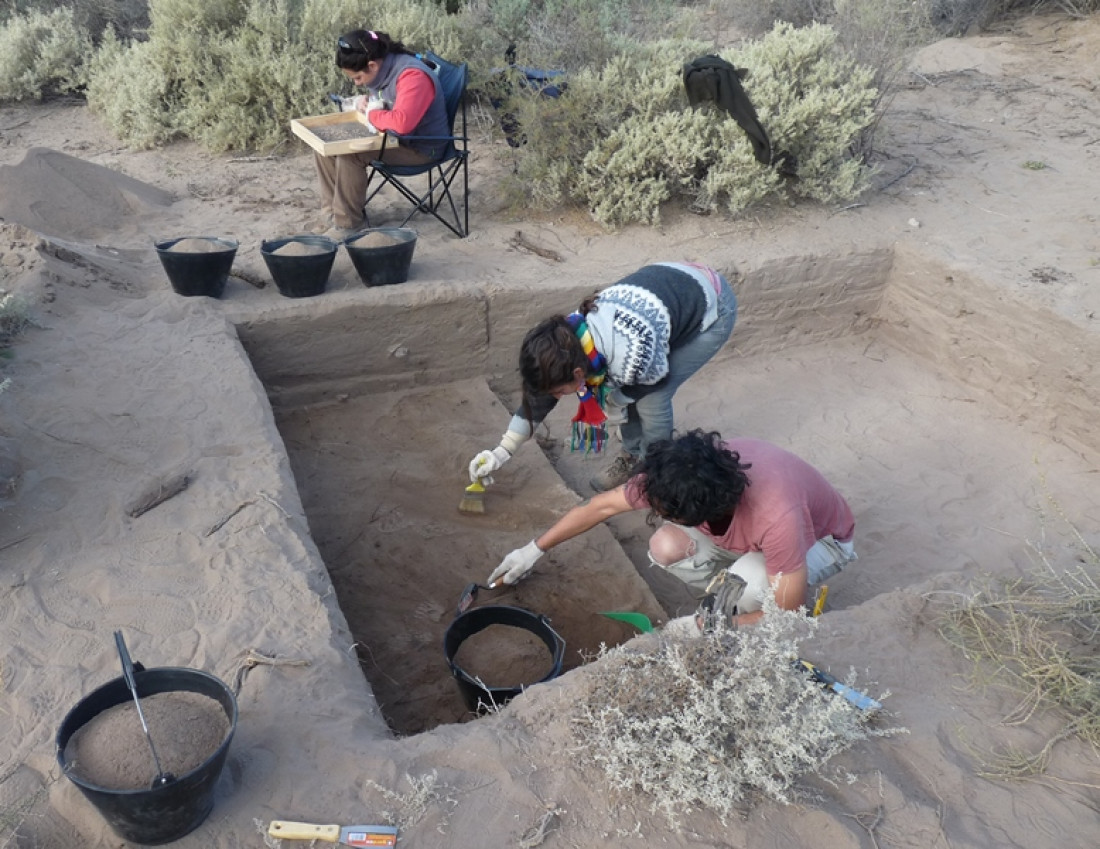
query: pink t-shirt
[{"left": 625, "top": 438, "right": 855, "bottom": 576}]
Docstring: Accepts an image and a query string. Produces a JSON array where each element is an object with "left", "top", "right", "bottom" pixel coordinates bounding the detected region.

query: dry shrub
[
  {"left": 529, "top": 39, "right": 701, "bottom": 194},
  {"left": 69, "top": 0, "right": 151, "bottom": 43},
  {"left": 932, "top": 0, "right": 1100, "bottom": 35},
  {"left": 461, "top": 0, "right": 687, "bottom": 71},
  {"left": 717, "top": 0, "right": 936, "bottom": 159},
  {"left": 86, "top": 0, "right": 467, "bottom": 152},
  {"left": 0, "top": 6, "right": 93, "bottom": 102},
  {"left": 724, "top": 0, "right": 1100, "bottom": 42},
  {"left": 570, "top": 599, "right": 895, "bottom": 825},
  {"left": 730, "top": 22, "right": 877, "bottom": 203},
  {"left": 359, "top": 770, "right": 458, "bottom": 834},
  {"left": 512, "top": 22, "right": 876, "bottom": 227},
  {"left": 85, "top": 31, "right": 176, "bottom": 148},
  {"left": 937, "top": 506, "right": 1100, "bottom": 781},
  {"left": 0, "top": 292, "right": 31, "bottom": 350},
  {"left": 0, "top": 0, "right": 151, "bottom": 44},
  {"left": 718, "top": 0, "right": 826, "bottom": 35}
]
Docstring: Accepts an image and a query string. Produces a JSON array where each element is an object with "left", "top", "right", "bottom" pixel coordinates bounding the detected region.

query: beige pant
[{"left": 314, "top": 146, "right": 434, "bottom": 228}]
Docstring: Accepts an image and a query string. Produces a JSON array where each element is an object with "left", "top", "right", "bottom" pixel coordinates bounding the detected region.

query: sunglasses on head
[{"left": 337, "top": 31, "right": 377, "bottom": 53}]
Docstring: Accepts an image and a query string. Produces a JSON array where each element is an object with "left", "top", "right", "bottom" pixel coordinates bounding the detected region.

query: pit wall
[
  {"left": 880, "top": 244, "right": 1100, "bottom": 459},
  {"left": 236, "top": 248, "right": 894, "bottom": 409}
]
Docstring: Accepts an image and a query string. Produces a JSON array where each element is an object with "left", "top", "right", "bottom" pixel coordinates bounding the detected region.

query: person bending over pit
[
  {"left": 468, "top": 262, "right": 737, "bottom": 494},
  {"left": 487, "top": 429, "right": 857, "bottom": 630},
  {"left": 316, "top": 29, "right": 450, "bottom": 238}
]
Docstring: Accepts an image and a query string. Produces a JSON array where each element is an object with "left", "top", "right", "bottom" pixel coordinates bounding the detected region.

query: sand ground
[{"left": 0, "top": 12, "right": 1098, "bottom": 849}]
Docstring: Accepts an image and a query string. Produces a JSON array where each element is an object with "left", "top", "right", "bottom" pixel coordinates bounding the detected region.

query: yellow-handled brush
[{"left": 458, "top": 479, "right": 486, "bottom": 514}]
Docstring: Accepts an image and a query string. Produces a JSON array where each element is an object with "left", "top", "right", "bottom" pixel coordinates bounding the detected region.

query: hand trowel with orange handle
[{"left": 268, "top": 820, "right": 397, "bottom": 847}]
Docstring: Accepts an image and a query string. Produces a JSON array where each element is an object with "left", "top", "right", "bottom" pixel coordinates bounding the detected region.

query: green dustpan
[{"left": 599, "top": 611, "right": 655, "bottom": 633}]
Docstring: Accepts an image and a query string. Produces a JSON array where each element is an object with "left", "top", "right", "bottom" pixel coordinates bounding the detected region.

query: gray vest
[{"left": 370, "top": 53, "right": 450, "bottom": 158}]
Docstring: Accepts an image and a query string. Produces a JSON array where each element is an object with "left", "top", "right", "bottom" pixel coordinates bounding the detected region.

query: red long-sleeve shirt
[{"left": 367, "top": 69, "right": 435, "bottom": 135}]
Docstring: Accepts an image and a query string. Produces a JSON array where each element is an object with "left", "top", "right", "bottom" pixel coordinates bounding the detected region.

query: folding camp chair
[{"left": 364, "top": 52, "right": 470, "bottom": 238}]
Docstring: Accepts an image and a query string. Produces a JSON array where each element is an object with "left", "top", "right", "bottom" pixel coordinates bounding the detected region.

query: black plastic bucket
[
  {"left": 260, "top": 235, "right": 338, "bottom": 298},
  {"left": 343, "top": 227, "right": 417, "bottom": 287},
  {"left": 443, "top": 605, "right": 565, "bottom": 713},
  {"left": 56, "top": 666, "right": 238, "bottom": 845},
  {"left": 154, "top": 237, "right": 238, "bottom": 298}
]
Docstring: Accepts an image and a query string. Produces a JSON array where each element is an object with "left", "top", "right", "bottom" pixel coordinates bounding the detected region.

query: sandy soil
[{"left": 0, "top": 12, "right": 1098, "bottom": 849}]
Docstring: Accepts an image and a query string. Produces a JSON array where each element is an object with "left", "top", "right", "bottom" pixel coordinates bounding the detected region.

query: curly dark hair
[{"left": 634, "top": 429, "right": 752, "bottom": 527}]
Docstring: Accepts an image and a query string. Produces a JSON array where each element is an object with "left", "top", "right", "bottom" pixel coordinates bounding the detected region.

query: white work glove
[
  {"left": 341, "top": 94, "right": 366, "bottom": 113},
  {"left": 468, "top": 430, "right": 528, "bottom": 484},
  {"left": 468, "top": 446, "right": 511, "bottom": 484},
  {"left": 363, "top": 96, "right": 384, "bottom": 134},
  {"left": 488, "top": 540, "right": 544, "bottom": 587}
]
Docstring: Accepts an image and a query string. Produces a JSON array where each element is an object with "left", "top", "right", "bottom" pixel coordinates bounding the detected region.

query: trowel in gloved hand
[
  {"left": 456, "top": 580, "right": 512, "bottom": 616},
  {"left": 268, "top": 820, "right": 397, "bottom": 847}
]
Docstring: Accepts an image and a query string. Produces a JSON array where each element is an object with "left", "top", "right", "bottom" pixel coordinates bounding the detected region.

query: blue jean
[{"left": 620, "top": 277, "right": 737, "bottom": 458}]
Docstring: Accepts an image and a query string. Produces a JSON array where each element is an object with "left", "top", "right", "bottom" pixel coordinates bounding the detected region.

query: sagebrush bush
[
  {"left": 0, "top": 0, "right": 151, "bottom": 44},
  {"left": 735, "top": 22, "right": 877, "bottom": 203},
  {"left": 0, "top": 6, "right": 93, "bottom": 102},
  {"left": 495, "top": 38, "right": 704, "bottom": 214},
  {"left": 507, "top": 23, "right": 876, "bottom": 227},
  {"left": 85, "top": 0, "right": 469, "bottom": 152},
  {"left": 571, "top": 599, "right": 893, "bottom": 824},
  {"left": 461, "top": 0, "right": 687, "bottom": 71},
  {"left": 0, "top": 291, "right": 31, "bottom": 349},
  {"left": 0, "top": 289, "right": 32, "bottom": 395},
  {"left": 86, "top": 31, "right": 177, "bottom": 148},
  {"left": 724, "top": 0, "right": 1100, "bottom": 43},
  {"left": 3, "top": 0, "right": 878, "bottom": 221}
]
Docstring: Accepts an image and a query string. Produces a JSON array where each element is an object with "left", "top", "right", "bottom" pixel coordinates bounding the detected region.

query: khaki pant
[{"left": 314, "top": 146, "right": 434, "bottom": 229}]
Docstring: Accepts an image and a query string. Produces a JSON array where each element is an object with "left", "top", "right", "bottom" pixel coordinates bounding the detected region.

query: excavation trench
[{"left": 240, "top": 244, "right": 1100, "bottom": 736}]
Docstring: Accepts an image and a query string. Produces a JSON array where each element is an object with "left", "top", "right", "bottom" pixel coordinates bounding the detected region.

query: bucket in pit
[
  {"left": 443, "top": 604, "right": 565, "bottom": 713},
  {"left": 343, "top": 227, "right": 417, "bottom": 287},
  {"left": 154, "top": 236, "right": 238, "bottom": 298},
  {"left": 260, "top": 234, "right": 338, "bottom": 298},
  {"left": 56, "top": 666, "right": 238, "bottom": 845}
]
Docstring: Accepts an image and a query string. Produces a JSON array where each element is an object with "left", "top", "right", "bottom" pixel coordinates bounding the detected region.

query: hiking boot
[{"left": 589, "top": 452, "right": 638, "bottom": 492}]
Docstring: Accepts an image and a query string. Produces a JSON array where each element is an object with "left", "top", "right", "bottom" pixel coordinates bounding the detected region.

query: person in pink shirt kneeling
[
  {"left": 487, "top": 429, "right": 856, "bottom": 631},
  {"left": 316, "top": 30, "right": 450, "bottom": 238}
]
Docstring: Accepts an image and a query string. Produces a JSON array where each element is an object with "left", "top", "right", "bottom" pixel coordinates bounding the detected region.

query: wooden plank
[{"left": 290, "top": 112, "right": 392, "bottom": 156}]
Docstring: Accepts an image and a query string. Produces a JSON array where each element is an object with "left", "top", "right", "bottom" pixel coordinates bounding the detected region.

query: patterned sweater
[{"left": 511, "top": 263, "right": 720, "bottom": 429}]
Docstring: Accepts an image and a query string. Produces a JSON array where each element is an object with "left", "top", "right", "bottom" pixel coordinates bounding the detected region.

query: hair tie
[{"left": 368, "top": 30, "right": 378, "bottom": 39}]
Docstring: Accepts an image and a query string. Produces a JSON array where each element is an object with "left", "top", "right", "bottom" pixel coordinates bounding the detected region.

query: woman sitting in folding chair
[{"left": 316, "top": 30, "right": 450, "bottom": 239}]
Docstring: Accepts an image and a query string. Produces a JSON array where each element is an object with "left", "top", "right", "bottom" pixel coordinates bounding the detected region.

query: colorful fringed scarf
[{"left": 565, "top": 313, "right": 609, "bottom": 453}]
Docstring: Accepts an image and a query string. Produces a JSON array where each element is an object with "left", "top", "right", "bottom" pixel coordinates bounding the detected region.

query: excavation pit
[
  {"left": 245, "top": 245, "right": 1100, "bottom": 737},
  {"left": 272, "top": 376, "right": 667, "bottom": 734}
]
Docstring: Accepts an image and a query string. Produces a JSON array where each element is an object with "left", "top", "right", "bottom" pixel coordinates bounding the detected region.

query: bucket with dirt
[
  {"left": 443, "top": 604, "right": 565, "bottom": 713},
  {"left": 343, "top": 227, "right": 417, "bottom": 287},
  {"left": 260, "top": 235, "right": 338, "bottom": 298},
  {"left": 56, "top": 666, "right": 238, "bottom": 845},
  {"left": 154, "top": 237, "right": 238, "bottom": 298}
]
